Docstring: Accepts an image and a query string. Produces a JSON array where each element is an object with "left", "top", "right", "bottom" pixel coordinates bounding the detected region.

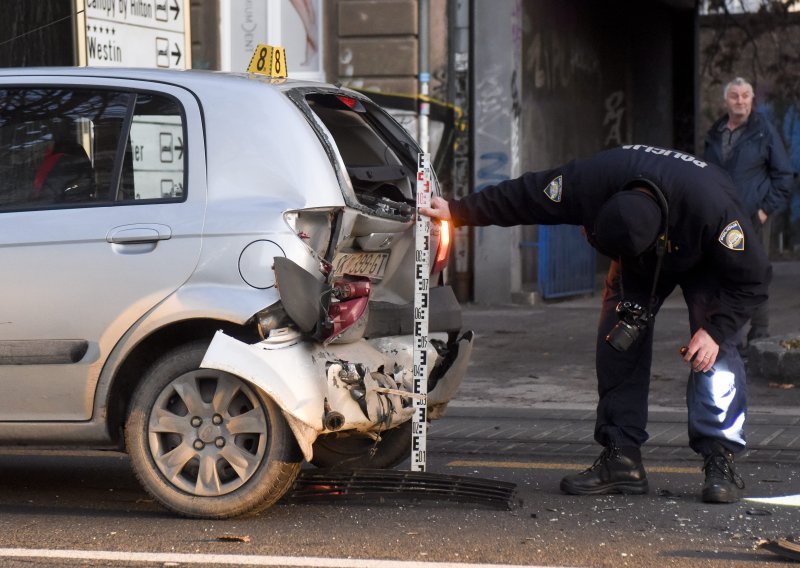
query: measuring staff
[{"left": 411, "top": 153, "right": 432, "bottom": 472}]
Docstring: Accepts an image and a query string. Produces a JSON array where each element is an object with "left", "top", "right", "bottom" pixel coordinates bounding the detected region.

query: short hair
[{"left": 723, "top": 77, "right": 754, "bottom": 99}]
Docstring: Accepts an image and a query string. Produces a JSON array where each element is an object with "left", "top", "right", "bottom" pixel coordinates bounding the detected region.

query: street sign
[{"left": 76, "top": 0, "right": 191, "bottom": 69}]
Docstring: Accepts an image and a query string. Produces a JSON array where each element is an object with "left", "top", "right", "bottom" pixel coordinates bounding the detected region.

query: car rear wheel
[
  {"left": 125, "top": 341, "right": 301, "bottom": 518},
  {"left": 310, "top": 420, "right": 412, "bottom": 469}
]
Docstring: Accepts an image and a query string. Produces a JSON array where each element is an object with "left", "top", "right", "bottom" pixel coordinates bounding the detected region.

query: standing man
[
  {"left": 704, "top": 77, "right": 793, "bottom": 344},
  {"left": 421, "top": 145, "right": 771, "bottom": 504}
]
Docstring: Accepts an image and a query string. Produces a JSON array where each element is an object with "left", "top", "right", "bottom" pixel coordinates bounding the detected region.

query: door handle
[{"left": 107, "top": 224, "right": 172, "bottom": 244}]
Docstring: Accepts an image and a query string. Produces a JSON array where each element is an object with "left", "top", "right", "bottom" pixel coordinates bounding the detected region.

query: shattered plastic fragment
[
  {"left": 760, "top": 534, "right": 800, "bottom": 562},
  {"left": 745, "top": 509, "right": 772, "bottom": 516},
  {"left": 217, "top": 535, "right": 251, "bottom": 543}
]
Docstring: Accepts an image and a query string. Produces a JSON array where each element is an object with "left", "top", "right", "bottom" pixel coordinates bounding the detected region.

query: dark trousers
[{"left": 594, "top": 261, "right": 747, "bottom": 456}]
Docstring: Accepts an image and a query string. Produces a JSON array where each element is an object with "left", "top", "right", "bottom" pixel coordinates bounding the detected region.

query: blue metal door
[{"left": 537, "top": 225, "right": 597, "bottom": 299}]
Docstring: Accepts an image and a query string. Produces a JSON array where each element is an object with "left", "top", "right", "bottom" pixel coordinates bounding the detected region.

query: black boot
[
  {"left": 702, "top": 447, "right": 744, "bottom": 503},
  {"left": 560, "top": 445, "right": 648, "bottom": 495}
]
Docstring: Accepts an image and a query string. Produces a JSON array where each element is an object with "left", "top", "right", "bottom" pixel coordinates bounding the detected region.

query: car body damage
[
  {"left": 0, "top": 67, "right": 473, "bottom": 517},
  {"left": 201, "top": 328, "right": 473, "bottom": 461}
]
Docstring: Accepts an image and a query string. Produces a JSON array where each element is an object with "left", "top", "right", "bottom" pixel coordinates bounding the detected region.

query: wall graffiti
[
  {"left": 528, "top": 31, "right": 600, "bottom": 91},
  {"left": 603, "top": 90, "right": 625, "bottom": 147},
  {"left": 476, "top": 151, "right": 509, "bottom": 192},
  {"left": 474, "top": 64, "right": 512, "bottom": 141}
]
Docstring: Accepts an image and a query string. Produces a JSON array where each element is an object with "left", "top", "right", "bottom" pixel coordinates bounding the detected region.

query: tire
[
  {"left": 311, "top": 420, "right": 412, "bottom": 469},
  {"left": 125, "top": 341, "right": 302, "bottom": 518}
]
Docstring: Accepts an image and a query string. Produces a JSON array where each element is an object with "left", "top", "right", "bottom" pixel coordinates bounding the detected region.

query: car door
[{"left": 0, "top": 78, "right": 206, "bottom": 420}]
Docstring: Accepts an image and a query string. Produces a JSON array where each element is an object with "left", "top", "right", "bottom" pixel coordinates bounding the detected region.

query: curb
[{"left": 747, "top": 334, "right": 800, "bottom": 385}]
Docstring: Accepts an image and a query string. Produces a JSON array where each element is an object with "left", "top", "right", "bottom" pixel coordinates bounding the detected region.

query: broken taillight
[
  {"left": 432, "top": 220, "right": 450, "bottom": 275},
  {"left": 325, "top": 277, "right": 371, "bottom": 344}
]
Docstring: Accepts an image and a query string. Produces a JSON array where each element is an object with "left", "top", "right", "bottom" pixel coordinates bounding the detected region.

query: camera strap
[
  {"left": 618, "top": 244, "right": 663, "bottom": 326},
  {"left": 621, "top": 179, "right": 669, "bottom": 320}
]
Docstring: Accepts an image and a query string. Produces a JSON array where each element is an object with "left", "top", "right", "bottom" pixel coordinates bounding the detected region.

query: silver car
[{"left": 0, "top": 68, "right": 473, "bottom": 518}]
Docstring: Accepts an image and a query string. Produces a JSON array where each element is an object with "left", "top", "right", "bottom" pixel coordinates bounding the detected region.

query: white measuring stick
[{"left": 411, "top": 153, "right": 432, "bottom": 472}]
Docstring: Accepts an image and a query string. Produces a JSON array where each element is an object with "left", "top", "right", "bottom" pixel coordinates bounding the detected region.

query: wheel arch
[{"left": 104, "top": 318, "right": 261, "bottom": 447}]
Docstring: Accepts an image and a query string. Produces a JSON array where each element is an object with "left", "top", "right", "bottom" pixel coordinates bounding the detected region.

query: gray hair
[{"left": 723, "top": 77, "right": 754, "bottom": 99}]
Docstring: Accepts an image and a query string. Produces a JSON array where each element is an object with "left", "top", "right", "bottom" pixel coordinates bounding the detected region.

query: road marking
[
  {"left": 0, "top": 448, "right": 125, "bottom": 458},
  {"left": 447, "top": 459, "right": 699, "bottom": 474},
  {"left": 746, "top": 494, "right": 800, "bottom": 507},
  {"left": 0, "top": 549, "right": 575, "bottom": 568}
]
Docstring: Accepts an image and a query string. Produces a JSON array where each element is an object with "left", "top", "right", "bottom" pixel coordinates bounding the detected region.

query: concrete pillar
[{"left": 471, "top": 0, "right": 523, "bottom": 304}]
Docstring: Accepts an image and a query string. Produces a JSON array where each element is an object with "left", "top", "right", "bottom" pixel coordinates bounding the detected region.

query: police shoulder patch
[
  {"left": 719, "top": 220, "right": 745, "bottom": 251},
  {"left": 544, "top": 175, "right": 563, "bottom": 203}
]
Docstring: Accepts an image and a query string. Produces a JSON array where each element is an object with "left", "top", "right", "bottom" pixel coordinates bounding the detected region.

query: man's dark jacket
[
  {"left": 703, "top": 111, "right": 793, "bottom": 217},
  {"left": 448, "top": 145, "right": 771, "bottom": 345}
]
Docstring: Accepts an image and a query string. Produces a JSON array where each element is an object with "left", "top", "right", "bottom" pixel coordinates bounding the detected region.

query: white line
[
  {"left": 0, "top": 549, "right": 572, "bottom": 568},
  {"left": 745, "top": 494, "right": 800, "bottom": 507}
]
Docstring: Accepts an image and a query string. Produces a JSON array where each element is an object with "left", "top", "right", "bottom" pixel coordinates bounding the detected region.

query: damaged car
[{"left": 0, "top": 68, "right": 473, "bottom": 518}]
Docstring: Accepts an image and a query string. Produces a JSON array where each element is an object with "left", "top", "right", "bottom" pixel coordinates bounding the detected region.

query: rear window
[
  {"left": 0, "top": 87, "right": 185, "bottom": 212},
  {"left": 305, "top": 93, "right": 419, "bottom": 217}
]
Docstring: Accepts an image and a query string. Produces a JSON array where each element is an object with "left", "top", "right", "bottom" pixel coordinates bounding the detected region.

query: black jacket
[
  {"left": 449, "top": 145, "right": 771, "bottom": 344},
  {"left": 703, "top": 111, "right": 793, "bottom": 217}
]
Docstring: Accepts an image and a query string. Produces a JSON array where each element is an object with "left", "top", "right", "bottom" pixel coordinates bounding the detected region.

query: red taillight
[
  {"left": 432, "top": 220, "right": 450, "bottom": 274},
  {"left": 337, "top": 95, "right": 359, "bottom": 109}
]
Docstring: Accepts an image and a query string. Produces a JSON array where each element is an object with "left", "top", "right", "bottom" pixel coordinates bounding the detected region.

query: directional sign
[
  {"left": 76, "top": 0, "right": 191, "bottom": 69},
  {"left": 129, "top": 116, "right": 185, "bottom": 199}
]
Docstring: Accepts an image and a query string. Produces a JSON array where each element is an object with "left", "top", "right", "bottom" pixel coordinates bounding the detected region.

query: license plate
[{"left": 332, "top": 252, "right": 390, "bottom": 279}]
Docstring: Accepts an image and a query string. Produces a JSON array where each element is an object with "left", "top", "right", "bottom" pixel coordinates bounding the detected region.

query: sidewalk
[{"left": 454, "top": 260, "right": 800, "bottom": 414}]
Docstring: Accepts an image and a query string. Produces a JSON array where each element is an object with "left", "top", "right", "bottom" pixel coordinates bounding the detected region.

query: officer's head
[{"left": 593, "top": 189, "right": 661, "bottom": 257}]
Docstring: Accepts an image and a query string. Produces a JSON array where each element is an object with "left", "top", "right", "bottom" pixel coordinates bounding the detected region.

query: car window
[
  {"left": 0, "top": 87, "right": 185, "bottom": 211},
  {"left": 121, "top": 93, "right": 185, "bottom": 201},
  {"left": 305, "top": 93, "right": 417, "bottom": 215}
]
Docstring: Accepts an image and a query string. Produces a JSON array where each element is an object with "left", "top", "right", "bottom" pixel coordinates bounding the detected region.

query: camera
[{"left": 606, "top": 301, "right": 651, "bottom": 352}]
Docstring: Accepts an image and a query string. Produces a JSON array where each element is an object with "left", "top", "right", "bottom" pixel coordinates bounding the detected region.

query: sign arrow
[
  {"left": 174, "top": 137, "right": 184, "bottom": 160},
  {"left": 170, "top": 0, "right": 180, "bottom": 20},
  {"left": 171, "top": 43, "right": 181, "bottom": 65}
]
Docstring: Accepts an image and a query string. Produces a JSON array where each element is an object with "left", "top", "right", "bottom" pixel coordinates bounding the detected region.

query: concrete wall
[
  {"left": 323, "top": 0, "right": 449, "bottom": 97},
  {"left": 473, "top": 0, "right": 696, "bottom": 302},
  {"left": 470, "top": 0, "right": 523, "bottom": 304},
  {"left": 520, "top": 0, "right": 695, "bottom": 172},
  {"left": 0, "top": 0, "right": 73, "bottom": 67},
  {"left": 190, "top": 0, "right": 219, "bottom": 70}
]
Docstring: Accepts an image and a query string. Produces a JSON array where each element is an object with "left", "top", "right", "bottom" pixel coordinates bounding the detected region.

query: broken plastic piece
[
  {"left": 760, "top": 535, "right": 800, "bottom": 562},
  {"left": 288, "top": 468, "right": 518, "bottom": 510}
]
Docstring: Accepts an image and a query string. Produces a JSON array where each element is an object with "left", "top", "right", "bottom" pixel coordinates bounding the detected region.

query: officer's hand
[
  {"left": 683, "top": 328, "right": 719, "bottom": 373},
  {"left": 419, "top": 196, "right": 452, "bottom": 221},
  {"left": 758, "top": 209, "right": 768, "bottom": 224}
]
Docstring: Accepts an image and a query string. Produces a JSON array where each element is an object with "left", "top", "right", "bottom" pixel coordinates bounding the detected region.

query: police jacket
[
  {"left": 703, "top": 111, "right": 793, "bottom": 217},
  {"left": 449, "top": 145, "right": 771, "bottom": 344}
]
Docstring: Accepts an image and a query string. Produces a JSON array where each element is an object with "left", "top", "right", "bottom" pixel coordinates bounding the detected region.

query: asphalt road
[
  {"left": 1, "top": 264, "right": 798, "bottom": 567},
  {"left": 0, "top": 408, "right": 799, "bottom": 568}
]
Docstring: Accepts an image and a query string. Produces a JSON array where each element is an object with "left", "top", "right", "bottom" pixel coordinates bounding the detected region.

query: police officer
[{"left": 421, "top": 145, "right": 771, "bottom": 503}]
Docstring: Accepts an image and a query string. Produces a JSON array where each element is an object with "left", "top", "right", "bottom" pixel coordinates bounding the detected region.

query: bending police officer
[{"left": 420, "top": 145, "right": 771, "bottom": 504}]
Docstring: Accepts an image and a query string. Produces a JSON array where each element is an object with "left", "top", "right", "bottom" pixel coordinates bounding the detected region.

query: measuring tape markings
[{"left": 411, "top": 153, "right": 432, "bottom": 472}]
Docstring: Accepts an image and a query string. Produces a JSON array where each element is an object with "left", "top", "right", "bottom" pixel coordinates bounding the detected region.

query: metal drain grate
[{"left": 287, "top": 468, "right": 518, "bottom": 510}]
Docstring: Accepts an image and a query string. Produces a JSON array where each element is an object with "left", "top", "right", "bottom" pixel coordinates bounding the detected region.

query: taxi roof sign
[{"left": 247, "top": 44, "right": 287, "bottom": 79}]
